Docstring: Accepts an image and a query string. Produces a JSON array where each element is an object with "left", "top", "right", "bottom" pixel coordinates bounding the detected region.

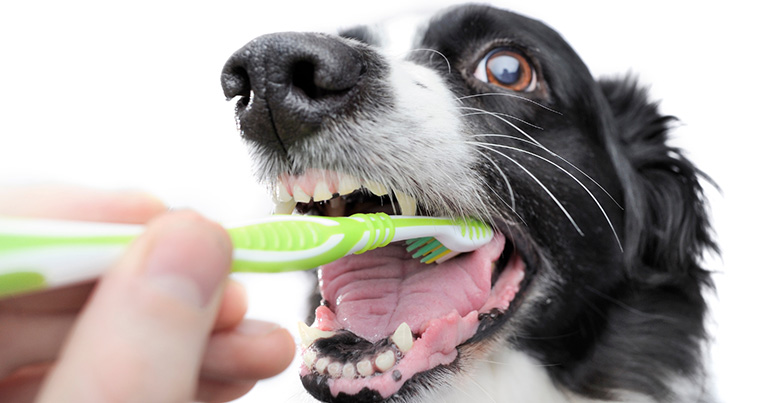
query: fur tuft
[{"left": 600, "top": 77, "right": 718, "bottom": 285}]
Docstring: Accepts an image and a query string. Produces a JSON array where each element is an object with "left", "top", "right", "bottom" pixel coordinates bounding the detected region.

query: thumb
[{"left": 37, "top": 210, "right": 232, "bottom": 402}]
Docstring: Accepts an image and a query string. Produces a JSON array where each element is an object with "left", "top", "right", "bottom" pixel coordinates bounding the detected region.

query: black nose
[{"left": 221, "top": 33, "right": 365, "bottom": 152}]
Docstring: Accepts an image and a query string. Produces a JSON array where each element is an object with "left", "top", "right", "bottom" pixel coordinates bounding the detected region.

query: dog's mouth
[{"left": 273, "top": 169, "right": 528, "bottom": 401}]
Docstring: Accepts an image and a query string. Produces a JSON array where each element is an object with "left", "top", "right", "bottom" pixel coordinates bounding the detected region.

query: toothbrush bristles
[{"left": 405, "top": 237, "right": 454, "bottom": 264}]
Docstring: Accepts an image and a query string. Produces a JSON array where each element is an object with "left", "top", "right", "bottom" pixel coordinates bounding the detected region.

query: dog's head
[{"left": 221, "top": 4, "right": 716, "bottom": 402}]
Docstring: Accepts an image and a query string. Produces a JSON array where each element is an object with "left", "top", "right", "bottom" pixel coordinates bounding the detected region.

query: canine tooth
[
  {"left": 327, "top": 362, "right": 343, "bottom": 378},
  {"left": 356, "top": 359, "right": 374, "bottom": 377},
  {"left": 313, "top": 181, "right": 333, "bottom": 201},
  {"left": 315, "top": 357, "right": 330, "bottom": 374},
  {"left": 394, "top": 190, "right": 417, "bottom": 216},
  {"left": 297, "top": 322, "right": 334, "bottom": 348},
  {"left": 374, "top": 350, "right": 395, "bottom": 372},
  {"left": 276, "top": 181, "right": 292, "bottom": 202},
  {"left": 302, "top": 349, "right": 317, "bottom": 368},
  {"left": 293, "top": 184, "right": 311, "bottom": 203},
  {"left": 342, "top": 362, "right": 357, "bottom": 379},
  {"left": 364, "top": 180, "right": 388, "bottom": 196},
  {"left": 338, "top": 174, "right": 361, "bottom": 195},
  {"left": 391, "top": 322, "right": 414, "bottom": 353},
  {"left": 274, "top": 200, "right": 296, "bottom": 215}
]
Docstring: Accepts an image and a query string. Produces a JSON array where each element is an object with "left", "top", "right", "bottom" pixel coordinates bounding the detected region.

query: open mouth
[{"left": 274, "top": 169, "right": 528, "bottom": 401}]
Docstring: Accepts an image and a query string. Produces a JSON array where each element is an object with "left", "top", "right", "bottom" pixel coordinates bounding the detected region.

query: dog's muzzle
[{"left": 221, "top": 33, "right": 366, "bottom": 152}]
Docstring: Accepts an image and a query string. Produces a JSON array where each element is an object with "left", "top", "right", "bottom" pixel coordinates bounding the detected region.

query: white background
[{"left": 1, "top": 1, "right": 764, "bottom": 402}]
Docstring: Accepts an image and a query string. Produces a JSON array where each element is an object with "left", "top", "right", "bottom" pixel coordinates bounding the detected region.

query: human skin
[{"left": 0, "top": 186, "right": 295, "bottom": 402}]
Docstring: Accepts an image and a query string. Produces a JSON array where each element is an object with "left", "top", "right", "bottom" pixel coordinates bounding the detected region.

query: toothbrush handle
[
  {"left": 228, "top": 213, "right": 395, "bottom": 272},
  {"left": 0, "top": 217, "right": 142, "bottom": 297},
  {"left": 0, "top": 213, "right": 395, "bottom": 297},
  {"left": 0, "top": 212, "right": 479, "bottom": 297}
]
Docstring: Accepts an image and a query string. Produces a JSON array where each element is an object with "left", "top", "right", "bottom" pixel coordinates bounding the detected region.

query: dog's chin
[{"left": 289, "top": 179, "right": 531, "bottom": 402}]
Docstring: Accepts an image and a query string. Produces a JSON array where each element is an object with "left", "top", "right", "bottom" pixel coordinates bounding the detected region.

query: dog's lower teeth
[
  {"left": 303, "top": 349, "right": 317, "bottom": 368},
  {"left": 374, "top": 350, "right": 396, "bottom": 372},
  {"left": 315, "top": 357, "right": 330, "bottom": 374},
  {"left": 391, "top": 322, "right": 414, "bottom": 353},
  {"left": 342, "top": 362, "right": 357, "bottom": 379},
  {"left": 297, "top": 322, "right": 335, "bottom": 348},
  {"left": 327, "top": 361, "right": 343, "bottom": 378},
  {"left": 356, "top": 359, "right": 374, "bottom": 376}
]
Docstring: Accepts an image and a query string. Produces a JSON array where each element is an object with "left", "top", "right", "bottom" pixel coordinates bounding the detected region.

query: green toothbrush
[{"left": 0, "top": 213, "right": 493, "bottom": 298}]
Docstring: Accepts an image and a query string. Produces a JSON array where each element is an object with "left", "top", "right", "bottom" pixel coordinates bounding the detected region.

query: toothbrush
[{"left": 0, "top": 213, "right": 493, "bottom": 298}]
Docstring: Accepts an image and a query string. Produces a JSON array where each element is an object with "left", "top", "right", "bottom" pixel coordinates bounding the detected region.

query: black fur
[
  {"left": 222, "top": 4, "right": 717, "bottom": 402},
  {"left": 410, "top": 6, "right": 717, "bottom": 400}
]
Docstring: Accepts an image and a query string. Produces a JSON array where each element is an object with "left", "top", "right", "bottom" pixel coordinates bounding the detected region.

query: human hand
[{"left": 0, "top": 186, "right": 295, "bottom": 402}]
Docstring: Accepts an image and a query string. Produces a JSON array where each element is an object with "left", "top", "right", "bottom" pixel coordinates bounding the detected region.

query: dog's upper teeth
[
  {"left": 272, "top": 171, "right": 421, "bottom": 215},
  {"left": 313, "top": 180, "right": 333, "bottom": 201},
  {"left": 363, "top": 179, "right": 388, "bottom": 196},
  {"left": 391, "top": 322, "right": 414, "bottom": 353},
  {"left": 292, "top": 184, "right": 312, "bottom": 203},
  {"left": 276, "top": 181, "right": 292, "bottom": 203},
  {"left": 394, "top": 191, "right": 417, "bottom": 216},
  {"left": 297, "top": 322, "right": 335, "bottom": 348},
  {"left": 338, "top": 173, "right": 361, "bottom": 195},
  {"left": 274, "top": 199, "right": 297, "bottom": 214}
]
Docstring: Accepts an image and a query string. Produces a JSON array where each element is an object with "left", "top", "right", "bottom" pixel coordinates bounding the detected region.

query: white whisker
[
  {"left": 475, "top": 143, "right": 584, "bottom": 236},
  {"left": 407, "top": 48, "right": 452, "bottom": 74},
  {"left": 464, "top": 373, "right": 498, "bottom": 403},
  {"left": 471, "top": 133, "right": 623, "bottom": 209},
  {"left": 458, "top": 106, "right": 546, "bottom": 150},
  {"left": 456, "top": 92, "right": 562, "bottom": 115},
  {"left": 474, "top": 358, "right": 562, "bottom": 368},
  {"left": 460, "top": 109, "right": 544, "bottom": 131},
  {"left": 475, "top": 152, "right": 517, "bottom": 213},
  {"left": 473, "top": 140, "right": 623, "bottom": 250}
]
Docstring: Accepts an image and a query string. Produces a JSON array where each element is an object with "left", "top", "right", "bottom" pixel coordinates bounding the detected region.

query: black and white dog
[{"left": 221, "top": 4, "right": 717, "bottom": 402}]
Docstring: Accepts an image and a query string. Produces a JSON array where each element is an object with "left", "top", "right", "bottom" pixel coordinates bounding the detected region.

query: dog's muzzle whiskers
[{"left": 474, "top": 142, "right": 585, "bottom": 236}]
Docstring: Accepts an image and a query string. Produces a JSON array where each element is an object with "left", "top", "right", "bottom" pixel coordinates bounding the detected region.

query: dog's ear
[{"left": 599, "top": 77, "right": 717, "bottom": 283}]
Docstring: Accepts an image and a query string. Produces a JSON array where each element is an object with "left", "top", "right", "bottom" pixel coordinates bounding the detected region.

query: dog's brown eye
[{"left": 473, "top": 48, "right": 536, "bottom": 92}]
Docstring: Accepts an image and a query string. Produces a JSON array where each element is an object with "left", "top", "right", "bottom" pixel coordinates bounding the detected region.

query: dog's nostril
[
  {"left": 290, "top": 56, "right": 361, "bottom": 102},
  {"left": 291, "top": 60, "right": 323, "bottom": 100}
]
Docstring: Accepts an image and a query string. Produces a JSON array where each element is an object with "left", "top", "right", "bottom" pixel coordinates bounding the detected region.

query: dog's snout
[{"left": 221, "top": 33, "right": 365, "bottom": 151}]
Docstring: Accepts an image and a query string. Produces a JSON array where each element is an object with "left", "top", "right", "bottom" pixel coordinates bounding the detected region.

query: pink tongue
[{"left": 318, "top": 233, "right": 505, "bottom": 341}]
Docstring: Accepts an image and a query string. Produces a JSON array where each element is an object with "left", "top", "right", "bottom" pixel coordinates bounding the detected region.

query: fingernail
[
  {"left": 236, "top": 319, "right": 282, "bottom": 336},
  {"left": 144, "top": 212, "right": 232, "bottom": 308}
]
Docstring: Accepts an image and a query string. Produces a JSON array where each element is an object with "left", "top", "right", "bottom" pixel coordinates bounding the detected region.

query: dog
[{"left": 220, "top": 4, "right": 717, "bottom": 402}]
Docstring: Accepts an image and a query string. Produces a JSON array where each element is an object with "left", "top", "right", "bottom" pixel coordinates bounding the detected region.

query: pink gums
[{"left": 301, "top": 232, "right": 527, "bottom": 399}]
